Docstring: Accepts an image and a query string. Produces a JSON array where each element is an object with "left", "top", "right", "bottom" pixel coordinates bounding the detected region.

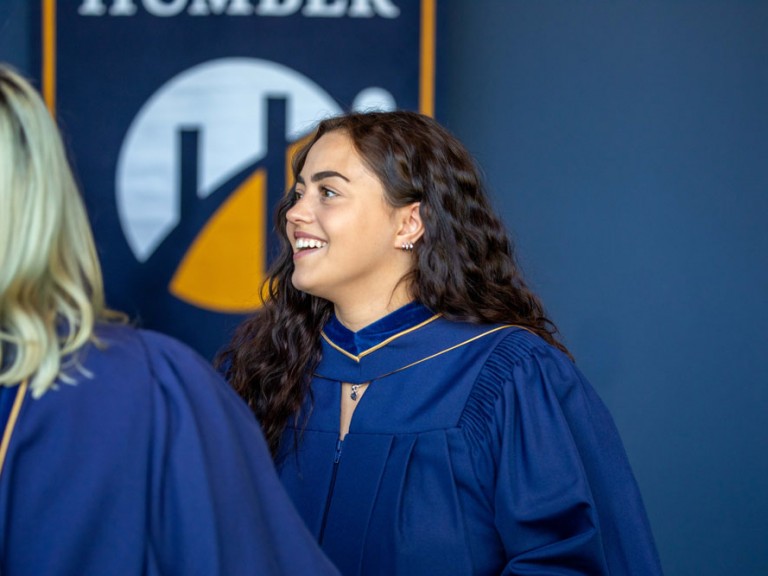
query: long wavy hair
[
  {"left": 0, "top": 65, "right": 118, "bottom": 398},
  {"left": 218, "top": 110, "right": 569, "bottom": 455}
]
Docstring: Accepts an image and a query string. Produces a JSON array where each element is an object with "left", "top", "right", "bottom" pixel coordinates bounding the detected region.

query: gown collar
[
  {"left": 317, "top": 303, "right": 519, "bottom": 383},
  {"left": 322, "top": 301, "right": 438, "bottom": 359}
]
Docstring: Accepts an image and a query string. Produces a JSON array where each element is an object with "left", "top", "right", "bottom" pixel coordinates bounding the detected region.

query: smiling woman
[
  {"left": 286, "top": 131, "right": 421, "bottom": 322},
  {"left": 218, "top": 110, "right": 664, "bottom": 576}
]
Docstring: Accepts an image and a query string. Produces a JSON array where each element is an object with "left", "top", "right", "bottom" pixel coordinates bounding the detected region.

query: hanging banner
[{"left": 39, "top": 0, "right": 437, "bottom": 360}]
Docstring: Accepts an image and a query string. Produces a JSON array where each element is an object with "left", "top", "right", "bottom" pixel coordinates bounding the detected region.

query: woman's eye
[
  {"left": 321, "top": 187, "right": 338, "bottom": 198},
  {"left": 293, "top": 189, "right": 304, "bottom": 201}
]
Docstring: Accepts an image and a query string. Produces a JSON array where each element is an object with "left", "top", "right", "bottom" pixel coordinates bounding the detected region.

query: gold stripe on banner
[
  {"left": 420, "top": 0, "right": 436, "bottom": 117},
  {"left": 42, "top": 0, "right": 56, "bottom": 115}
]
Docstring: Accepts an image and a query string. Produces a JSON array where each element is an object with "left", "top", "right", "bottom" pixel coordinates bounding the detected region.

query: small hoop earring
[{"left": 400, "top": 242, "right": 414, "bottom": 252}]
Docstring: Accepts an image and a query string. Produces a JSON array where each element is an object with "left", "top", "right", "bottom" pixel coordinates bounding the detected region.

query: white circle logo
[{"left": 118, "top": 57, "right": 346, "bottom": 261}]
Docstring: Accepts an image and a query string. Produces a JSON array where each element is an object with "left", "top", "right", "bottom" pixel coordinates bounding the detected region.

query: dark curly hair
[{"left": 217, "top": 110, "right": 569, "bottom": 456}]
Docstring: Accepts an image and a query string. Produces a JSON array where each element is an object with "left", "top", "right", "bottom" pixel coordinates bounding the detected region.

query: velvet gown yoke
[{"left": 277, "top": 303, "right": 664, "bottom": 576}]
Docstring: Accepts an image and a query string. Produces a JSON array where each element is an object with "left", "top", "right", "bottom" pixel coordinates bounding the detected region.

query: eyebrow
[{"left": 296, "top": 170, "right": 350, "bottom": 184}]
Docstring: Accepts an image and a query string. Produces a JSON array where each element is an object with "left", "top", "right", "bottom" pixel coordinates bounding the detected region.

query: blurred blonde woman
[{"left": 0, "top": 64, "right": 340, "bottom": 576}]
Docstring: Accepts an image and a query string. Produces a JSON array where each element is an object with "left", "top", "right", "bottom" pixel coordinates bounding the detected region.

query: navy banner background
[{"left": 42, "top": 0, "right": 435, "bottom": 360}]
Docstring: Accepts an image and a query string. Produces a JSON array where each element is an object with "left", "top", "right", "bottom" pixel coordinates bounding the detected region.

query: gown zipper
[{"left": 318, "top": 437, "right": 343, "bottom": 545}]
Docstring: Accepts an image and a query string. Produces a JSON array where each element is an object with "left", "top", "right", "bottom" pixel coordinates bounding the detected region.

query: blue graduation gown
[
  {"left": 0, "top": 324, "right": 340, "bottom": 576},
  {"left": 277, "top": 303, "right": 663, "bottom": 575}
]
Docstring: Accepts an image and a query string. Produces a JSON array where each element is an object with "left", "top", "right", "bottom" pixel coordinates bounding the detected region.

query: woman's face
[{"left": 285, "top": 131, "right": 412, "bottom": 307}]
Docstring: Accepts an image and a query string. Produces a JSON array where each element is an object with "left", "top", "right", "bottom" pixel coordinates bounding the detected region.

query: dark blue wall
[
  {"left": 2, "top": 2, "right": 767, "bottom": 574},
  {"left": 0, "top": 0, "right": 31, "bottom": 77},
  {"left": 440, "top": 2, "right": 768, "bottom": 575}
]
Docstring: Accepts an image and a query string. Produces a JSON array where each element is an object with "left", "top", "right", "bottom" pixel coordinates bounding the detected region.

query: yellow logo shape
[{"left": 170, "top": 168, "right": 267, "bottom": 313}]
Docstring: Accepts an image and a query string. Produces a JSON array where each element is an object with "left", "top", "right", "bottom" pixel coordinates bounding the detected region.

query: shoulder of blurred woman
[{"left": 29, "top": 322, "right": 240, "bottom": 421}]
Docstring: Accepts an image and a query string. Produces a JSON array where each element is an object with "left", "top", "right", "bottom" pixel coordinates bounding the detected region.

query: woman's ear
[{"left": 394, "top": 202, "right": 424, "bottom": 247}]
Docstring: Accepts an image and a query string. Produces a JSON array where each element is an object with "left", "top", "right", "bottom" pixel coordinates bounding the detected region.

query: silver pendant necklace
[{"left": 350, "top": 384, "right": 362, "bottom": 401}]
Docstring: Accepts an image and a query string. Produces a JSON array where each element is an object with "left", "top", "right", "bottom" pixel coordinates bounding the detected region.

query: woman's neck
[{"left": 333, "top": 289, "right": 414, "bottom": 333}]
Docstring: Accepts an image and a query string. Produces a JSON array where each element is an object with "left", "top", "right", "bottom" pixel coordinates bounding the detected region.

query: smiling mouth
[{"left": 295, "top": 238, "right": 328, "bottom": 251}]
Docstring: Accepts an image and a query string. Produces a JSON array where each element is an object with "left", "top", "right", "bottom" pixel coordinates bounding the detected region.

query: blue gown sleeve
[
  {"left": 139, "top": 331, "right": 340, "bottom": 576},
  {"left": 466, "top": 331, "right": 663, "bottom": 575}
]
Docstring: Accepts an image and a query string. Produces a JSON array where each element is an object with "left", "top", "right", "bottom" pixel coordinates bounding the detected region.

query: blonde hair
[{"left": 0, "top": 64, "right": 116, "bottom": 398}]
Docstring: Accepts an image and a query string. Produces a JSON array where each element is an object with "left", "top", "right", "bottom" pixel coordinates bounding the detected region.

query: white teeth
[{"left": 295, "top": 238, "right": 328, "bottom": 250}]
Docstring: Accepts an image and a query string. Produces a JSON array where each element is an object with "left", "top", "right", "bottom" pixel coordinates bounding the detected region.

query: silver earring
[{"left": 401, "top": 242, "right": 414, "bottom": 252}]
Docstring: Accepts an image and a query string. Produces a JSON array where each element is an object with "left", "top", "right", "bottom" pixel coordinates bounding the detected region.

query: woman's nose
[{"left": 286, "top": 195, "right": 313, "bottom": 224}]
